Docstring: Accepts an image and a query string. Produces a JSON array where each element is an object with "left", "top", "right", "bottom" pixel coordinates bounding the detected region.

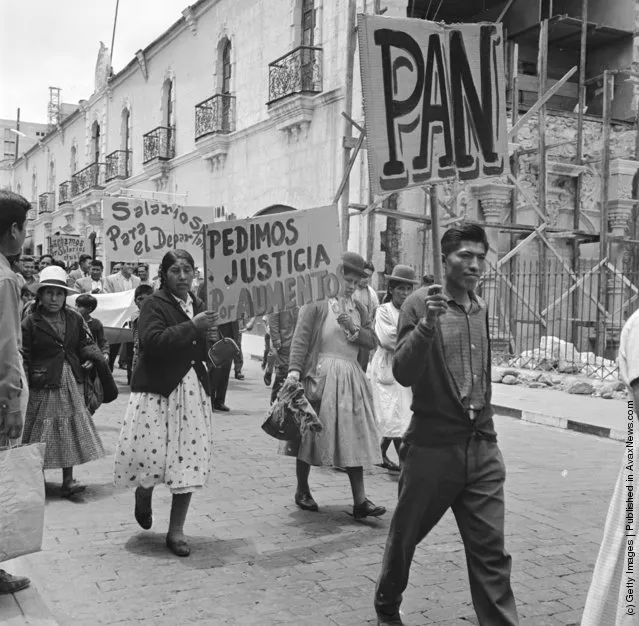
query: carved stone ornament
[
  {"left": 195, "top": 133, "right": 230, "bottom": 172},
  {"left": 182, "top": 6, "right": 197, "bottom": 34},
  {"left": 268, "top": 94, "right": 316, "bottom": 140},
  {"left": 135, "top": 50, "right": 148, "bottom": 80},
  {"left": 95, "top": 42, "right": 110, "bottom": 92},
  {"left": 469, "top": 182, "right": 513, "bottom": 223}
]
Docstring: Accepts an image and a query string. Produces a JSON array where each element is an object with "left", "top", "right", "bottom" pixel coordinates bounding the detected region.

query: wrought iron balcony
[
  {"left": 105, "top": 150, "right": 132, "bottom": 182},
  {"left": 195, "top": 95, "right": 236, "bottom": 140},
  {"left": 268, "top": 46, "right": 323, "bottom": 104},
  {"left": 38, "top": 192, "right": 55, "bottom": 214},
  {"left": 71, "top": 162, "right": 106, "bottom": 197},
  {"left": 58, "top": 181, "right": 71, "bottom": 205},
  {"left": 143, "top": 126, "right": 175, "bottom": 164}
]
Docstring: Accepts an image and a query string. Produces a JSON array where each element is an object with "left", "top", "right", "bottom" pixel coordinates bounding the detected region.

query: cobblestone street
[{"left": 11, "top": 357, "right": 625, "bottom": 625}]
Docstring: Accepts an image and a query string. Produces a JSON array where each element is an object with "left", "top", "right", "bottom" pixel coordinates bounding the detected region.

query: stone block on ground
[
  {"left": 567, "top": 381, "right": 595, "bottom": 395},
  {"left": 502, "top": 375, "right": 519, "bottom": 385}
]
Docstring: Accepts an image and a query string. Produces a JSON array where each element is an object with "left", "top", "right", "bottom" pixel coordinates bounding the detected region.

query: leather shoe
[
  {"left": 134, "top": 488, "right": 153, "bottom": 530},
  {"left": 235, "top": 372, "right": 245, "bottom": 380},
  {"left": 166, "top": 534, "right": 191, "bottom": 557},
  {"left": 377, "top": 614, "right": 404, "bottom": 625},
  {"left": 353, "top": 499, "right": 386, "bottom": 520},
  {"left": 295, "top": 491, "right": 319, "bottom": 512},
  {"left": 0, "top": 570, "right": 30, "bottom": 595},
  {"left": 214, "top": 403, "right": 230, "bottom": 412}
]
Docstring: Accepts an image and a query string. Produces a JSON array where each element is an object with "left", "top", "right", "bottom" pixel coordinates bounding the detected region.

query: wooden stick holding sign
[{"left": 429, "top": 185, "right": 443, "bottom": 284}]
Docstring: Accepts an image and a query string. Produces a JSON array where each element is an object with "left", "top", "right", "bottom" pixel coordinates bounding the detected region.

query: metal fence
[{"left": 478, "top": 259, "right": 639, "bottom": 380}]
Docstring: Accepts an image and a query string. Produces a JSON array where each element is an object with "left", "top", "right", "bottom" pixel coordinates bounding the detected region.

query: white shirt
[
  {"left": 619, "top": 307, "right": 639, "bottom": 387},
  {"left": 172, "top": 293, "right": 194, "bottom": 320},
  {"left": 91, "top": 280, "right": 103, "bottom": 292},
  {"left": 122, "top": 276, "right": 133, "bottom": 291}
]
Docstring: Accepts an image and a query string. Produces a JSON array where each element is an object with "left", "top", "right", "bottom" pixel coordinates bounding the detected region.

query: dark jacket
[
  {"left": 22, "top": 307, "right": 95, "bottom": 389},
  {"left": 393, "top": 289, "right": 496, "bottom": 447},
  {"left": 288, "top": 300, "right": 377, "bottom": 378},
  {"left": 130, "top": 288, "right": 210, "bottom": 397}
]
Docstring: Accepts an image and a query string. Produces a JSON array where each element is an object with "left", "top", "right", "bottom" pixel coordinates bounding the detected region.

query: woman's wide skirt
[{"left": 114, "top": 369, "right": 213, "bottom": 494}]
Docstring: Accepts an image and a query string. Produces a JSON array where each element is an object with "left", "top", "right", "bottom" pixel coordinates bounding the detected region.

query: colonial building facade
[{"left": 2, "top": 0, "right": 639, "bottom": 294}]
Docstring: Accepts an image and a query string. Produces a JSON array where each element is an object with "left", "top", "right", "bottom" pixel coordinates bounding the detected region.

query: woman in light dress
[
  {"left": 283, "top": 251, "right": 385, "bottom": 520},
  {"left": 114, "top": 250, "right": 219, "bottom": 557},
  {"left": 581, "top": 310, "right": 638, "bottom": 625},
  {"left": 368, "top": 265, "right": 418, "bottom": 472}
]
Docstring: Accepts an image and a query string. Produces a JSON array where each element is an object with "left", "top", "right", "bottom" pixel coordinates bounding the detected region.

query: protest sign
[
  {"left": 102, "top": 197, "right": 213, "bottom": 263},
  {"left": 67, "top": 290, "right": 136, "bottom": 344},
  {"left": 204, "top": 205, "right": 341, "bottom": 322},
  {"left": 49, "top": 235, "right": 89, "bottom": 266},
  {"left": 358, "top": 15, "right": 508, "bottom": 195}
]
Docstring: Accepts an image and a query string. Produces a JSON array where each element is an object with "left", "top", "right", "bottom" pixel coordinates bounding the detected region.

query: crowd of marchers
[{"left": 0, "top": 189, "right": 635, "bottom": 626}]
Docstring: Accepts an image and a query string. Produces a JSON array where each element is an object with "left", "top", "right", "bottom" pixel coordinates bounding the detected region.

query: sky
[{"left": 1, "top": 0, "right": 189, "bottom": 123}]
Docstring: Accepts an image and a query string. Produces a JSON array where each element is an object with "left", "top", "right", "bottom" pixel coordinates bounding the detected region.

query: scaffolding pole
[
  {"left": 571, "top": 0, "right": 588, "bottom": 345},
  {"left": 537, "top": 19, "right": 549, "bottom": 317},
  {"left": 596, "top": 70, "right": 612, "bottom": 355}
]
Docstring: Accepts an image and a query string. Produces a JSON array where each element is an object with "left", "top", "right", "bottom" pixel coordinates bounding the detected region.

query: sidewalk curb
[
  {"left": 492, "top": 404, "right": 626, "bottom": 441},
  {"left": 249, "top": 347, "right": 624, "bottom": 442}
]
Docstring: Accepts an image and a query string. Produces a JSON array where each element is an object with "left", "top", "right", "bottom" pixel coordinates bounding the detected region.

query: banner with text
[
  {"left": 102, "top": 197, "right": 213, "bottom": 263},
  {"left": 358, "top": 15, "right": 508, "bottom": 196},
  {"left": 49, "top": 235, "right": 89, "bottom": 266},
  {"left": 204, "top": 205, "right": 341, "bottom": 322}
]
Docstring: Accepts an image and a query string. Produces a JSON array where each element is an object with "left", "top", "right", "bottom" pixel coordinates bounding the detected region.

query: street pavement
[{"left": 2, "top": 356, "right": 628, "bottom": 626}]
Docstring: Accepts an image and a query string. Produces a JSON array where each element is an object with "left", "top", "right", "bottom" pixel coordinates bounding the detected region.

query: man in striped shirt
[{"left": 374, "top": 224, "right": 518, "bottom": 626}]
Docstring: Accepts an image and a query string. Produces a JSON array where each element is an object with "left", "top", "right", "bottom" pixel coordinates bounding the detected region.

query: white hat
[{"left": 31, "top": 265, "right": 78, "bottom": 294}]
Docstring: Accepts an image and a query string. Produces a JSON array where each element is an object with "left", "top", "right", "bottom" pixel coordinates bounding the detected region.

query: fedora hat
[
  {"left": 30, "top": 265, "right": 78, "bottom": 294},
  {"left": 385, "top": 264, "right": 419, "bottom": 285},
  {"left": 340, "top": 251, "right": 369, "bottom": 278}
]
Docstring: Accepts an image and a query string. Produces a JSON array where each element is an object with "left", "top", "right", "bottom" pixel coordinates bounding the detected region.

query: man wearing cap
[
  {"left": 0, "top": 190, "right": 32, "bottom": 595},
  {"left": 374, "top": 224, "right": 518, "bottom": 626}
]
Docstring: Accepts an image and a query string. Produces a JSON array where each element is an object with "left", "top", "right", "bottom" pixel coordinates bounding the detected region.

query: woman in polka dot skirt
[{"left": 114, "top": 249, "right": 219, "bottom": 557}]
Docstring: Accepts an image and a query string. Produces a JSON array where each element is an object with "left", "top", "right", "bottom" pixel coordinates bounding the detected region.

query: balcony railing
[
  {"left": 268, "top": 46, "right": 323, "bottom": 104},
  {"left": 195, "top": 95, "right": 236, "bottom": 140},
  {"left": 105, "top": 150, "right": 132, "bottom": 182},
  {"left": 143, "top": 126, "right": 175, "bottom": 164},
  {"left": 71, "top": 162, "right": 106, "bottom": 197},
  {"left": 58, "top": 181, "right": 71, "bottom": 205},
  {"left": 38, "top": 192, "right": 55, "bottom": 214}
]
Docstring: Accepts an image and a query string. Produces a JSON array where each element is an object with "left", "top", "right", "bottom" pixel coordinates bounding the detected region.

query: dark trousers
[
  {"left": 108, "top": 343, "right": 121, "bottom": 371},
  {"left": 375, "top": 437, "right": 518, "bottom": 626},
  {"left": 233, "top": 333, "right": 243, "bottom": 374},
  {"left": 209, "top": 362, "right": 231, "bottom": 407}
]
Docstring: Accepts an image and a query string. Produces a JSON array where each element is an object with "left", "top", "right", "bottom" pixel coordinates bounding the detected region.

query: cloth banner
[
  {"left": 204, "top": 205, "right": 342, "bottom": 323},
  {"left": 102, "top": 197, "right": 214, "bottom": 263},
  {"left": 68, "top": 290, "right": 136, "bottom": 344},
  {"left": 0, "top": 443, "right": 46, "bottom": 561},
  {"left": 357, "top": 15, "right": 508, "bottom": 196}
]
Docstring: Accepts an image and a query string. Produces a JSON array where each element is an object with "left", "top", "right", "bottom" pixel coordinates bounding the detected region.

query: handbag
[
  {"left": 0, "top": 442, "right": 46, "bottom": 561},
  {"left": 208, "top": 337, "right": 240, "bottom": 368}
]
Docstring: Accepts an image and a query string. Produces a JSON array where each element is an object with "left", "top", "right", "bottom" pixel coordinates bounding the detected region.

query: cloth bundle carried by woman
[{"left": 262, "top": 379, "right": 323, "bottom": 442}]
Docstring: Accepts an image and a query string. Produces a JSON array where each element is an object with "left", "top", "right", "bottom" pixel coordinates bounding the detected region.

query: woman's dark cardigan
[
  {"left": 130, "top": 288, "right": 210, "bottom": 397},
  {"left": 22, "top": 306, "right": 96, "bottom": 389}
]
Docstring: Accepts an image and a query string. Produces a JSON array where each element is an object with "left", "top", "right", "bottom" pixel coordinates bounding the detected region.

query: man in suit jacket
[
  {"left": 76, "top": 260, "right": 106, "bottom": 294},
  {"left": 103, "top": 262, "right": 141, "bottom": 294},
  {"left": 67, "top": 254, "right": 93, "bottom": 287},
  {"left": 103, "top": 262, "right": 140, "bottom": 373}
]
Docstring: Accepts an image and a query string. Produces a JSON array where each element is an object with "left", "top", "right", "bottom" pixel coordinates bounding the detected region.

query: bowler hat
[
  {"left": 385, "top": 264, "right": 419, "bottom": 285},
  {"left": 340, "top": 251, "right": 368, "bottom": 278},
  {"left": 30, "top": 266, "right": 78, "bottom": 294}
]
